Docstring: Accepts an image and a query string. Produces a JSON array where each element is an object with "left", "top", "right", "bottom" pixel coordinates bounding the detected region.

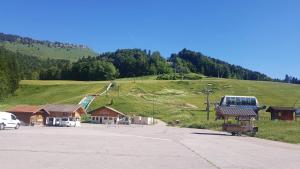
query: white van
[
  {"left": 0, "top": 112, "right": 21, "bottom": 130},
  {"left": 60, "top": 117, "right": 76, "bottom": 127}
]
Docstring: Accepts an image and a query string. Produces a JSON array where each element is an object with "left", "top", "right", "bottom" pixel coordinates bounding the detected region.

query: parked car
[
  {"left": 46, "top": 117, "right": 61, "bottom": 126},
  {"left": 0, "top": 112, "right": 20, "bottom": 130},
  {"left": 118, "top": 117, "right": 131, "bottom": 125},
  {"left": 60, "top": 117, "right": 76, "bottom": 127}
]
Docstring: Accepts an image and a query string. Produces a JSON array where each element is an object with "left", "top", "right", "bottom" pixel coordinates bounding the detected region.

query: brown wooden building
[
  {"left": 44, "top": 104, "right": 86, "bottom": 119},
  {"left": 7, "top": 105, "right": 50, "bottom": 126},
  {"left": 266, "top": 106, "right": 295, "bottom": 121},
  {"left": 90, "top": 106, "right": 126, "bottom": 124}
]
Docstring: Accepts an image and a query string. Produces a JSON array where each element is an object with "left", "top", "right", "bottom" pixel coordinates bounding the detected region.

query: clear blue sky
[{"left": 1, "top": 0, "right": 299, "bottom": 78}]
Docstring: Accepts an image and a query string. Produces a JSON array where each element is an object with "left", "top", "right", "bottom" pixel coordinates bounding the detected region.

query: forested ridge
[
  {"left": 9, "top": 48, "right": 274, "bottom": 82},
  {"left": 170, "top": 49, "right": 271, "bottom": 81},
  {"left": 0, "top": 32, "right": 89, "bottom": 49},
  {"left": 1, "top": 45, "right": 299, "bottom": 99},
  {"left": 0, "top": 32, "right": 97, "bottom": 61},
  {"left": 2, "top": 47, "right": 298, "bottom": 82}
]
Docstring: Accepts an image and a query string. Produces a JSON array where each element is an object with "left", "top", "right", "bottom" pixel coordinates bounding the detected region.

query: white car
[
  {"left": 60, "top": 117, "right": 76, "bottom": 127},
  {"left": 0, "top": 112, "right": 20, "bottom": 130}
]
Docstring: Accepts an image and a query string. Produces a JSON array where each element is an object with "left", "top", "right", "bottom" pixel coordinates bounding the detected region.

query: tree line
[
  {"left": 1, "top": 47, "right": 299, "bottom": 100},
  {"left": 170, "top": 49, "right": 271, "bottom": 81},
  {"left": 0, "top": 32, "right": 88, "bottom": 49},
  {"left": 3, "top": 48, "right": 295, "bottom": 82},
  {"left": 284, "top": 75, "right": 300, "bottom": 84},
  {"left": 37, "top": 48, "right": 273, "bottom": 81},
  {"left": 0, "top": 47, "right": 20, "bottom": 99}
]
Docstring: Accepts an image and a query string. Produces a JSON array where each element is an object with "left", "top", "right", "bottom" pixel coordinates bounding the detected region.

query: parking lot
[{"left": 0, "top": 123, "right": 300, "bottom": 169}]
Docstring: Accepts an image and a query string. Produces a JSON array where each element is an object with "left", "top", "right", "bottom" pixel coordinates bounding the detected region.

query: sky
[{"left": 0, "top": 0, "right": 299, "bottom": 78}]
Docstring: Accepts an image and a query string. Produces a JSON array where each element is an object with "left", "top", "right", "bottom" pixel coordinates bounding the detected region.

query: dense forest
[
  {"left": 0, "top": 48, "right": 20, "bottom": 99},
  {"left": 12, "top": 48, "right": 272, "bottom": 81},
  {"left": 170, "top": 49, "right": 271, "bottom": 81}
]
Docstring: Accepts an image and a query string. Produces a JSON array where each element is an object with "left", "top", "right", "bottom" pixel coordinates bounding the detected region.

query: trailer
[{"left": 216, "top": 107, "right": 258, "bottom": 136}]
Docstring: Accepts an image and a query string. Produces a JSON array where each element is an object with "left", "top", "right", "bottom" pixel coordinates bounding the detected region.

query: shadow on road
[{"left": 191, "top": 132, "right": 231, "bottom": 137}]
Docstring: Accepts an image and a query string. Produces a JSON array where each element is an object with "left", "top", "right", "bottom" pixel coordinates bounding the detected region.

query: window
[
  {"left": 96, "top": 117, "right": 99, "bottom": 121},
  {"left": 62, "top": 118, "right": 68, "bottom": 121},
  {"left": 246, "top": 98, "right": 251, "bottom": 105},
  {"left": 11, "top": 115, "right": 16, "bottom": 120},
  {"left": 241, "top": 97, "right": 247, "bottom": 105},
  {"left": 220, "top": 97, "right": 225, "bottom": 105},
  {"left": 228, "top": 97, "right": 236, "bottom": 105},
  {"left": 250, "top": 98, "right": 256, "bottom": 106},
  {"left": 226, "top": 97, "right": 235, "bottom": 105},
  {"left": 92, "top": 117, "right": 95, "bottom": 121},
  {"left": 236, "top": 97, "right": 242, "bottom": 105}
]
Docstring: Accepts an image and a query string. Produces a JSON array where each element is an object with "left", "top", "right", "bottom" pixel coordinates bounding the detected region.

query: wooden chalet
[
  {"left": 7, "top": 105, "right": 50, "bottom": 126},
  {"left": 89, "top": 106, "right": 126, "bottom": 124},
  {"left": 266, "top": 106, "right": 295, "bottom": 121},
  {"left": 44, "top": 104, "right": 86, "bottom": 119}
]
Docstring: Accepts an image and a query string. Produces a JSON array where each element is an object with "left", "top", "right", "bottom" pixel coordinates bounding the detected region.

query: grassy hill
[
  {"left": 1, "top": 78, "right": 300, "bottom": 143},
  {"left": 0, "top": 41, "right": 97, "bottom": 61}
]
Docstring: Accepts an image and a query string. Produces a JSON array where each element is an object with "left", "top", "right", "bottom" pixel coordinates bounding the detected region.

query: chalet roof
[
  {"left": 6, "top": 105, "right": 49, "bottom": 114},
  {"left": 89, "top": 106, "right": 126, "bottom": 116},
  {"left": 266, "top": 106, "right": 295, "bottom": 112},
  {"left": 44, "top": 104, "right": 85, "bottom": 114},
  {"left": 217, "top": 107, "right": 257, "bottom": 117}
]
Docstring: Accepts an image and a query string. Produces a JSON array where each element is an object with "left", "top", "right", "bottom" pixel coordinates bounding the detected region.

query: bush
[
  {"left": 156, "top": 73, "right": 203, "bottom": 80},
  {"left": 81, "top": 114, "right": 91, "bottom": 123}
]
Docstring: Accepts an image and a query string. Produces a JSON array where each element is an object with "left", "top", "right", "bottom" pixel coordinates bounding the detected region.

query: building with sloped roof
[
  {"left": 216, "top": 106, "right": 257, "bottom": 119},
  {"left": 7, "top": 105, "right": 50, "bottom": 126},
  {"left": 89, "top": 106, "right": 126, "bottom": 124},
  {"left": 44, "top": 104, "right": 86, "bottom": 118},
  {"left": 266, "top": 106, "right": 295, "bottom": 121}
]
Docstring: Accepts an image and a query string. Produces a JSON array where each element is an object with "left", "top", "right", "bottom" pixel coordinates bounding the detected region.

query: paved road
[{"left": 0, "top": 123, "right": 299, "bottom": 169}]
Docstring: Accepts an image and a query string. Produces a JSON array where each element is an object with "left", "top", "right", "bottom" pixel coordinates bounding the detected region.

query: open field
[
  {"left": 1, "top": 78, "right": 300, "bottom": 143},
  {"left": 0, "top": 124, "right": 300, "bottom": 169},
  {"left": 0, "top": 41, "right": 97, "bottom": 61}
]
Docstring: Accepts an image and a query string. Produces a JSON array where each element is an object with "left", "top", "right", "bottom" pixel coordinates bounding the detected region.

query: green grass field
[
  {"left": 1, "top": 78, "right": 300, "bottom": 143},
  {"left": 0, "top": 41, "right": 97, "bottom": 61}
]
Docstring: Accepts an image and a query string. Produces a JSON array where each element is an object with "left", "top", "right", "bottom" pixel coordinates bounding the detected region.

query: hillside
[
  {"left": 0, "top": 32, "right": 97, "bottom": 61},
  {"left": 1, "top": 78, "right": 300, "bottom": 143}
]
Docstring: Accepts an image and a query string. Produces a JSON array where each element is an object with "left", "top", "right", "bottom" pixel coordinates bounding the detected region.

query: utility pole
[
  {"left": 152, "top": 95, "right": 155, "bottom": 125},
  {"left": 293, "top": 100, "right": 298, "bottom": 108},
  {"left": 201, "top": 84, "right": 213, "bottom": 121}
]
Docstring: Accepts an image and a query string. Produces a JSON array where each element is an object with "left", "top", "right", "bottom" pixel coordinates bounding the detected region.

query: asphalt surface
[{"left": 0, "top": 123, "right": 299, "bottom": 169}]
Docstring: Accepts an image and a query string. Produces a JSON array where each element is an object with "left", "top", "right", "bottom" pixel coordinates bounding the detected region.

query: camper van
[
  {"left": 219, "top": 96, "right": 259, "bottom": 109},
  {"left": 0, "top": 112, "right": 21, "bottom": 130}
]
